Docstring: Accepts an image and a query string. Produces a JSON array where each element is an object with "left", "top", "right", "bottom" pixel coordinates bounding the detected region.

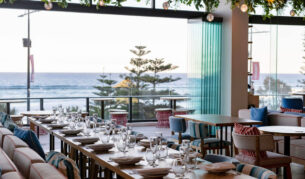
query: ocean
[{"left": 0, "top": 72, "right": 304, "bottom": 112}]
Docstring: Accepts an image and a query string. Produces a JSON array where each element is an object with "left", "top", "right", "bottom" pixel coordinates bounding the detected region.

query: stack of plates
[
  {"left": 87, "top": 143, "right": 114, "bottom": 152},
  {"left": 136, "top": 168, "right": 171, "bottom": 178},
  {"left": 110, "top": 156, "right": 143, "bottom": 165},
  {"left": 60, "top": 129, "right": 83, "bottom": 135},
  {"left": 48, "top": 123, "right": 69, "bottom": 129},
  {"left": 201, "top": 162, "right": 236, "bottom": 173},
  {"left": 138, "top": 139, "right": 151, "bottom": 148},
  {"left": 73, "top": 137, "right": 99, "bottom": 145},
  {"left": 40, "top": 118, "right": 57, "bottom": 124}
]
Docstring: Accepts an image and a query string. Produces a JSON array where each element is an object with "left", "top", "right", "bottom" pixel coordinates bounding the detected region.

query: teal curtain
[{"left": 187, "top": 20, "right": 222, "bottom": 115}]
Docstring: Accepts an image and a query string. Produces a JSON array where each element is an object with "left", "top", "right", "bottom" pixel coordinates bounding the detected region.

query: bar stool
[
  {"left": 155, "top": 108, "right": 172, "bottom": 128},
  {"left": 110, "top": 111, "right": 128, "bottom": 126},
  {"left": 169, "top": 117, "right": 191, "bottom": 144},
  {"left": 188, "top": 121, "right": 230, "bottom": 157}
]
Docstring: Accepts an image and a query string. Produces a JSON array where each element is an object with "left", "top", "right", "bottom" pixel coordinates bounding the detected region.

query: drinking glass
[
  {"left": 172, "top": 158, "right": 186, "bottom": 178},
  {"left": 69, "top": 121, "right": 76, "bottom": 129},
  {"left": 127, "top": 135, "right": 136, "bottom": 148},
  {"left": 158, "top": 145, "right": 168, "bottom": 160},
  {"left": 145, "top": 148, "right": 156, "bottom": 167},
  {"left": 184, "top": 155, "right": 197, "bottom": 171},
  {"left": 127, "top": 125, "right": 132, "bottom": 135},
  {"left": 52, "top": 106, "right": 57, "bottom": 118},
  {"left": 83, "top": 121, "right": 91, "bottom": 136},
  {"left": 116, "top": 140, "right": 127, "bottom": 154},
  {"left": 100, "top": 133, "right": 110, "bottom": 144},
  {"left": 149, "top": 137, "right": 158, "bottom": 154}
]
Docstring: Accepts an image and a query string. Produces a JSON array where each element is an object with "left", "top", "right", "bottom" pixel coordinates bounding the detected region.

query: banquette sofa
[{"left": 0, "top": 125, "right": 66, "bottom": 179}]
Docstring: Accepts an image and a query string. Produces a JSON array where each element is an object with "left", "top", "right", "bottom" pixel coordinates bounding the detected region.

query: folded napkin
[{"left": 201, "top": 162, "right": 236, "bottom": 173}]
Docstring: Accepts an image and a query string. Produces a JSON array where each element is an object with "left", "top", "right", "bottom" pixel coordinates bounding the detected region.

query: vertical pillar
[{"left": 215, "top": 1, "right": 249, "bottom": 116}]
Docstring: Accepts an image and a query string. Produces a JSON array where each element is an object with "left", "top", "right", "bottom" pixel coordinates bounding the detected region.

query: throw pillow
[
  {"left": 14, "top": 127, "right": 46, "bottom": 160},
  {"left": 250, "top": 107, "right": 268, "bottom": 126},
  {"left": 234, "top": 123, "right": 267, "bottom": 159},
  {"left": 3, "top": 116, "right": 17, "bottom": 132},
  {"left": 46, "top": 151, "right": 80, "bottom": 179},
  {"left": 280, "top": 107, "right": 303, "bottom": 113}
]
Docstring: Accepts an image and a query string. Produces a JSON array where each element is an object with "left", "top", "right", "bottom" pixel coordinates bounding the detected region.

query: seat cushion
[
  {"left": 250, "top": 107, "right": 268, "bottom": 126},
  {"left": 46, "top": 151, "right": 80, "bottom": 179},
  {"left": 3, "top": 135, "right": 28, "bottom": 159},
  {"left": 278, "top": 139, "right": 305, "bottom": 160},
  {"left": 191, "top": 138, "right": 231, "bottom": 148},
  {"left": 30, "top": 163, "right": 66, "bottom": 179},
  {"left": 234, "top": 123, "right": 266, "bottom": 158},
  {"left": 0, "top": 128, "right": 13, "bottom": 147},
  {"left": 236, "top": 163, "right": 277, "bottom": 179},
  {"left": 236, "top": 151, "right": 291, "bottom": 167},
  {"left": 0, "top": 148, "right": 18, "bottom": 174},
  {"left": 0, "top": 172, "right": 23, "bottom": 179},
  {"left": 13, "top": 148, "right": 45, "bottom": 179},
  {"left": 14, "top": 127, "right": 45, "bottom": 160},
  {"left": 282, "top": 98, "right": 303, "bottom": 110}
]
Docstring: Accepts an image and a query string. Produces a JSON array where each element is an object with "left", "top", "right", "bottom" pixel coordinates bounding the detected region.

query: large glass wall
[{"left": 251, "top": 24, "right": 305, "bottom": 109}]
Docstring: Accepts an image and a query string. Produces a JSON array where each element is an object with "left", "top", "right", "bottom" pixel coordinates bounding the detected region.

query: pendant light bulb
[
  {"left": 240, "top": 4, "right": 248, "bottom": 13},
  {"left": 206, "top": 13, "right": 214, "bottom": 22},
  {"left": 99, "top": 0, "right": 105, "bottom": 6},
  {"left": 163, "top": 1, "right": 170, "bottom": 10},
  {"left": 44, "top": 1, "right": 53, "bottom": 10}
]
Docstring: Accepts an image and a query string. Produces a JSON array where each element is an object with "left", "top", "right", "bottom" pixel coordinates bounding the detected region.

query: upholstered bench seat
[
  {"left": 3, "top": 135, "right": 28, "bottom": 159},
  {"left": 0, "top": 148, "right": 18, "bottom": 175},
  {"left": 0, "top": 172, "right": 23, "bottom": 179},
  {"left": 0, "top": 128, "right": 13, "bottom": 147},
  {"left": 30, "top": 163, "right": 66, "bottom": 179},
  {"left": 13, "top": 147, "right": 45, "bottom": 178},
  {"left": 235, "top": 151, "right": 291, "bottom": 166}
]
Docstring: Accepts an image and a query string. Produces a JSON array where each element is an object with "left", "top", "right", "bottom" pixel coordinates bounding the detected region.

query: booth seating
[
  {"left": 155, "top": 108, "right": 172, "bottom": 128},
  {"left": 110, "top": 111, "right": 128, "bottom": 126},
  {"left": 0, "top": 127, "right": 66, "bottom": 179}
]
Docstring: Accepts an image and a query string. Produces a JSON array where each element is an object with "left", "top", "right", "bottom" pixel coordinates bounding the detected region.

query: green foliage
[
  {"left": 2, "top": 0, "right": 305, "bottom": 17},
  {"left": 257, "top": 76, "right": 292, "bottom": 95}
]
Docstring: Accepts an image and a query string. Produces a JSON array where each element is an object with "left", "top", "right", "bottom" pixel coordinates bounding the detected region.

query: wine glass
[
  {"left": 127, "top": 135, "right": 136, "bottom": 148},
  {"left": 145, "top": 148, "right": 157, "bottom": 167},
  {"left": 52, "top": 106, "right": 57, "bottom": 119},
  {"left": 149, "top": 137, "right": 158, "bottom": 154},
  {"left": 158, "top": 145, "right": 168, "bottom": 160},
  {"left": 172, "top": 158, "right": 186, "bottom": 178},
  {"left": 116, "top": 139, "right": 127, "bottom": 154},
  {"left": 99, "top": 133, "right": 110, "bottom": 144},
  {"left": 83, "top": 120, "right": 91, "bottom": 136}
]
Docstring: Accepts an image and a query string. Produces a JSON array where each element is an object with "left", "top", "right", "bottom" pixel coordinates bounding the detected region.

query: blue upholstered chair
[
  {"left": 236, "top": 163, "right": 277, "bottom": 179},
  {"left": 188, "top": 121, "right": 230, "bottom": 157},
  {"left": 282, "top": 98, "right": 303, "bottom": 111},
  {"left": 169, "top": 117, "right": 191, "bottom": 144}
]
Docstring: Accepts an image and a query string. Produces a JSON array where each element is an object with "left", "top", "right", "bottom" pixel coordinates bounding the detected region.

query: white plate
[
  {"left": 48, "top": 123, "right": 69, "bottom": 129},
  {"left": 60, "top": 129, "right": 83, "bottom": 135},
  {"left": 73, "top": 137, "right": 99, "bottom": 145},
  {"left": 110, "top": 156, "right": 143, "bottom": 165},
  {"left": 87, "top": 143, "right": 114, "bottom": 152}
]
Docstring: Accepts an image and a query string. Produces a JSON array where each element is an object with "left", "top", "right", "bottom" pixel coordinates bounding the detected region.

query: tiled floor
[{"left": 39, "top": 125, "right": 305, "bottom": 179}]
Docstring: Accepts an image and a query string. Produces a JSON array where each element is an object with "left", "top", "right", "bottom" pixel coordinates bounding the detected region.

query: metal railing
[{"left": 0, "top": 95, "right": 194, "bottom": 122}]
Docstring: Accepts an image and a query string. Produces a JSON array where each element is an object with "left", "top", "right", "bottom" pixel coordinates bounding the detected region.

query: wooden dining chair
[
  {"left": 232, "top": 132, "right": 292, "bottom": 179},
  {"left": 188, "top": 121, "right": 230, "bottom": 157},
  {"left": 169, "top": 117, "right": 191, "bottom": 144}
]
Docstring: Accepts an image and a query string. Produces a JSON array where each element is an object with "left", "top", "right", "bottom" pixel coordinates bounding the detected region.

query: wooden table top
[
  {"left": 259, "top": 126, "right": 305, "bottom": 137},
  {"left": 28, "top": 118, "right": 254, "bottom": 179},
  {"left": 291, "top": 92, "right": 305, "bottom": 96},
  {"left": 20, "top": 110, "right": 53, "bottom": 116},
  {"left": 92, "top": 98, "right": 114, "bottom": 101},
  {"left": 0, "top": 100, "right": 26, "bottom": 104},
  {"left": 175, "top": 114, "right": 262, "bottom": 127},
  {"left": 160, "top": 97, "right": 190, "bottom": 101}
]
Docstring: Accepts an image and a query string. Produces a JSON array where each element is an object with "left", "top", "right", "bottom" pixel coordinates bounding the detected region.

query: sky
[{"left": 0, "top": 8, "right": 188, "bottom": 73}]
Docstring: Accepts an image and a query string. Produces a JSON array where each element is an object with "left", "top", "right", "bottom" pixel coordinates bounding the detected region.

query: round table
[
  {"left": 92, "top": 98, "right": 114, "bottom": 119},
  {"left": 259, "top": 126, "right": 305, "bottom": 156}
]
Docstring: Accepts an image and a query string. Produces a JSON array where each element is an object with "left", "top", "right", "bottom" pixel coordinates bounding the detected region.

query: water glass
[
  {"left": 100, "top": 133, "right": 110, "bottom": 144},
  {"left": 145, "top": 148, "right": 156, "bottom": 167},
  {"left": 172, "top": 158, "right": 186, "bottom": 178},
  {"left": 116, "top": 140, "right": 127, "bottom": 153},
  {"left": 158, "top": 145, "right": 168, "bottom": 160},
  {"left": 69, "top": 121, "right": 76, "bottom": 129},
  {"left": 149, "top": 137, "right": 158, "bottom": 153},
  {"left": 52, "top": 106, "right": 57, "bottom": 118},
  {"left": 184, "top": 155, "right": 197, "bottom": 171},
  {"left": 127, "top": 135, "right": 136, "bottom": 148},
  {"left": 83, "top": 122, "right": 91, "bottom": 136}
]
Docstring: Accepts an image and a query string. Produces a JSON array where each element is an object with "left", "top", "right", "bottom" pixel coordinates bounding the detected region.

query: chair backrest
[
  {"left": 236, "top": 163, "right": 277, "bottom": 179},
  {"left": 232, "top": 132, "right": 274, "bottom": 152},
  {"left": 282, "top": 98, "right": 303, "bottom": 110},
  {"left": 188, "top": 120, "right": 209, "bottom": 139},
  {"left": 169, "top": 117, "right": 187, "bottom": 133}
]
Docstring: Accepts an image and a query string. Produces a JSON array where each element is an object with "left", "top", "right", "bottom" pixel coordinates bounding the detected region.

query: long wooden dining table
[
  {"left": 28, "top": 117, "right": 255, "bottom": 179},
  {"left": 175, "top": 114, "right": 263, "bottom": 156}
]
